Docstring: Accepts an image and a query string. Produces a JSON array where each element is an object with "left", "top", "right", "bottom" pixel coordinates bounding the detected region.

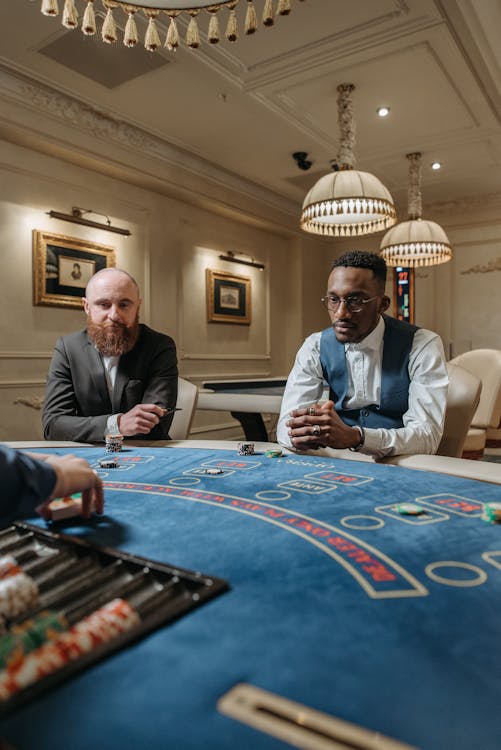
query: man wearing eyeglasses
[{"left": 277, "top": 251, "right": 448, "bottom": 458}]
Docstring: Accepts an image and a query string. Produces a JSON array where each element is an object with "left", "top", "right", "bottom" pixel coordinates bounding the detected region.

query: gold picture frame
[
  {"left": 206, "top": 269, "right": 251, "bottom": 325},
  {"left": 33, "top": 230, "right": 116, "bottom": 309}
]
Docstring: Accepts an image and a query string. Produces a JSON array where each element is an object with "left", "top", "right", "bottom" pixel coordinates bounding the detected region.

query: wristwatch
[{"left": 349, "top": 425, "right": 365, "bottom": 452}]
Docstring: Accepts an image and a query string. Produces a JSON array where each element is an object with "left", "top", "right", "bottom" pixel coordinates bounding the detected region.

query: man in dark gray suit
[{"left": 43, "top": 268, "right": 178, "bottom": 443}]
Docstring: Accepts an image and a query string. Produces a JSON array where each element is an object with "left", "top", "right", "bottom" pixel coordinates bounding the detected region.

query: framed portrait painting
[
  {"left": 206, "top": 269, "right": 251, "bottom": 325},
  {"left": 33, "top": 230, "right": 116, "bottom": 309}
]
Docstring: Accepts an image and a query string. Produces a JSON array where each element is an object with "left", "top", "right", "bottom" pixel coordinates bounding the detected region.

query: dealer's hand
[
  {"left": 286, "top": 400, "right": 362, "bottom": 451},
  {"left": 118, "top": 404, "right": 167, "bottom": 436},
  {"left": 35, "top": 453, "right": 104, "bottom": 520}
]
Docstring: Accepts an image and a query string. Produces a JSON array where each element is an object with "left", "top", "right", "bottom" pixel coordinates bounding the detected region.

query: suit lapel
[{"left": 113, "top": 365, "right": 128, "bottom": 413}]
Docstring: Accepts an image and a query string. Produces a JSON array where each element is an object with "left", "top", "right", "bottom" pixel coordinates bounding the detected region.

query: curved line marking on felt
[
  {"left": 425, "top": 561, "right": 487, "bottom": 587},
  {"left": 104, "top": 481, "right": 428, "bottom": 600},
  {"left": 341, "top": 516, "right": 385, "bottom": 531},
  {"left": 482, "top": 551, "right": 501, "bottom": 570}
]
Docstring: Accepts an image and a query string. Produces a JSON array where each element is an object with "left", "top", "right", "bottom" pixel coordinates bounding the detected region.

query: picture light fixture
[
  {"left": 47, "top": 207, "right": 131, "bottom": 236},
  {"left": 219, "top": 251, "right": 265, "bottom": 270}
]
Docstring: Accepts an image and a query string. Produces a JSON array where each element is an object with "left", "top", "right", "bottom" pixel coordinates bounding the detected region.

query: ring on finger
[
  {"left": 312, "top": 424, "right": 321, "bottom": 436},
  {"left": 308, "top": 406, "right": 315, "bottom": 416}
]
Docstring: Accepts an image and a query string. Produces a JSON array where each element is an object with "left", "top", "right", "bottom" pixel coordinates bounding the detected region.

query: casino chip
[
  {"left": 265, "top": 449, "right": 283, "bottom": 458},
  {"left": 99, "top": 457, "right": 118, "bottom": 469},
  {"left": 105, "top": 434, "right": 123, "bottom": 453},
  {"left": 482, "top": 502, "right": 501, "bottom": 523},
  {"left": 395, "top": 503, "right": 425, "bottom": 516},
  {"left": 205, "top": 468, "right": 223, "bottom": 475}
]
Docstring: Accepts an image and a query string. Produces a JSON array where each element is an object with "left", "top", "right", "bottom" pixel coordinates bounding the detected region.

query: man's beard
[{"left": 87, "top": 315, "right": 140, "bottom": 356}]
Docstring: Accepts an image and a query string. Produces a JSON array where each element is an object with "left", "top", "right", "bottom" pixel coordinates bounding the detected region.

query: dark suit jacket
[{"left": 43, "top": 325, "right": 178, "bottom": 442}]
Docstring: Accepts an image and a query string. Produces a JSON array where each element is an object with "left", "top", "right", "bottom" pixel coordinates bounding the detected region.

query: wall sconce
[
  {"left": 219, "top": 251, "right": 265, "bottom": 270},
  {"left": 47, "top": 207, "right": 131, "bottom": 236}
]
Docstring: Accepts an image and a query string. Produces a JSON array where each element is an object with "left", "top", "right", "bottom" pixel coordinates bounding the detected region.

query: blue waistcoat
[{"left": 319, "top": 315, "right": 418, "bottom": 429}]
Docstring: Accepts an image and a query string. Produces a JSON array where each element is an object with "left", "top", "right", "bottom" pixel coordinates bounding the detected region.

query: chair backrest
[
  {"left": 436, "top": 363, "right": 482, "bottom": 457},
  {"left": 449, "top": 349, "right": 501, "bottom": 429},
  {"left": 170, "top": 377, "right": 198, "bottom": 440}
]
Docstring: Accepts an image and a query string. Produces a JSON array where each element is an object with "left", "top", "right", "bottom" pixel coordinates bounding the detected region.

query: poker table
[
  {"left": 198, "top": 378, "right": 288, "bottom": 441},
  {"left": 3, "top": 442, "right": 501, "bottom": 750}
]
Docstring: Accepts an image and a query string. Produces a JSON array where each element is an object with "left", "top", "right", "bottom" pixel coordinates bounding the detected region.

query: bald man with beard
[{"left": 43, "top": 268, "right": 178, "bottom": 443}]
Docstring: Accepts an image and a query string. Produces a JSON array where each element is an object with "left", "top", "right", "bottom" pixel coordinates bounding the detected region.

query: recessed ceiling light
[
  {"left": 377, "top": 107, "right": 390, "bottom": 117},
  {"left": 431, "top": 161, "right": 442, "bottom": 170}
]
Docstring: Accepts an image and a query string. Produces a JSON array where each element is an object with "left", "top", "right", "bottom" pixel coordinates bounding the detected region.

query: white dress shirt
[
  {"left": 277, "top": 317, "right": 448, "bottom": 458},
  {"left": 102, "top": 354, "right": 122, "bottom": 437}
]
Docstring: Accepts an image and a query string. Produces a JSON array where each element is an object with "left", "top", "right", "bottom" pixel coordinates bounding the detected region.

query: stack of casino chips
[
  {"left": 0, "top": 569, "right": 179, "bottom": 701},
  {"left": 0, "top": 598, "right": 140, "bottom": 700},
  {"left": 0, "top": 555, "right": 40, "bottom": 622},
  {"left": 482, "top": 502, "right": 501, "bottom": 523},
  {"left": 0, "top": 546, "right": 97, "bottom": 626},
  {"left": 237, "top": 442, "right": 254, "bottom": 456},
  {"left": 0, "top": 610, "right": 68, "bottom": 669},
  {"left": 0, "top": 560, "right": 131, "bottom": 670},
  {"left": 0, "top": 556, "right": 180, "bottom": 701},
  {"left": 105, "top": 434, "right": 123, "bottom": 453}
]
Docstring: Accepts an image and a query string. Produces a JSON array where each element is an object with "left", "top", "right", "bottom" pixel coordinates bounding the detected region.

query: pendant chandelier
[
  {"left": 300, "top": 84, "right": 396, "bottom": 238},
  {"left": 38, "top": 0, "right": 301, "bottom": 50},
  {"left": 380, "top": 152, "right": 453, "bottom": 267}
]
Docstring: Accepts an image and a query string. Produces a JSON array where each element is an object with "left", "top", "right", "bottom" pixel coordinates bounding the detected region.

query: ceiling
[{"left": 1, "top": 0, "right": 500, "bottom": 218}]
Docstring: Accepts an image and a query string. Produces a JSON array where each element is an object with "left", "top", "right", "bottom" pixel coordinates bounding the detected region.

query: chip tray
[{"left": 0, "top": 521, "right": 229, "bottom": 715}]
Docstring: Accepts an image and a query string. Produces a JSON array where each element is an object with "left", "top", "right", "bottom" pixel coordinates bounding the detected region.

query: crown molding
[
  {"left": 460, "top": 257, "right": 501, "bottom": 275},
  {"left": 0, "top": 64, "right": 299, "bottom": 234},
  {"left": 428, "top": 191, "right": 501, "bottom": 222}
]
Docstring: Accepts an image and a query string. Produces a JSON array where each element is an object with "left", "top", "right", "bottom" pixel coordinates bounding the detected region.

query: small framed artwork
[
  {"left": 33, "top": 230, "right": 116, "bottom": 309},
  {"left": 206, "top": 269, "right": 251, "bottom": 325}
]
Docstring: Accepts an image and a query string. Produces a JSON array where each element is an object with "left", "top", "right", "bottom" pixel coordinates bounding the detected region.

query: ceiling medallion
[{"left": 39, "top": 0, "right": 302, "bottom": 50}]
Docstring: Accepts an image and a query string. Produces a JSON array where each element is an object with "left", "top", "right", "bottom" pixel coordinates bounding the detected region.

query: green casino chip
[
  {"left": 265, "top": 449, "right": 283, "bottom": 458},
  {"left": 482, "top": 502, "right": 501, "bottom": 523},
  {"left": 395, "top": 503, "right": 425, "bottom": 516}
]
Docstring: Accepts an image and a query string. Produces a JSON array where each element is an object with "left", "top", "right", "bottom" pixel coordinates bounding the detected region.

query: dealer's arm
[{"left": 0, "top": 445, "right": 104, "bottom": 528}]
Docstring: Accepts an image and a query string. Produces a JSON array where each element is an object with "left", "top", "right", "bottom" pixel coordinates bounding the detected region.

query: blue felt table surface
[{"left": 3, "top": 446, "right": 501, "bottom": 750}]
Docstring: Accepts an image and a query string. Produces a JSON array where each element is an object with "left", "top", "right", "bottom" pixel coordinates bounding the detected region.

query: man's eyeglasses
[{"left": 321, "top": 294, "right": 379, "bottom": 313}]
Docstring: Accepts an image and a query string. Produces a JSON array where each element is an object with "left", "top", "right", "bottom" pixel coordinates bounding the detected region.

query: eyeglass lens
[{"left": 323, "top": 295, "right": 367, "bottom": 312}]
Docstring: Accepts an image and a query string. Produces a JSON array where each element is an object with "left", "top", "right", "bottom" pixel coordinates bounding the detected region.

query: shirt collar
[{"left": 345, "top": 315, "right": 385, "bottom": 352}]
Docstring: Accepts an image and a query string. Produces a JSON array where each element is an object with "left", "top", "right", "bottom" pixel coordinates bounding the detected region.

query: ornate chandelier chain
[
  {"left": 407, "top": 152, "right": 422, "bottom": 220},
  {"left": 337, "top": 83, "right": 356, "bottom": 170}
]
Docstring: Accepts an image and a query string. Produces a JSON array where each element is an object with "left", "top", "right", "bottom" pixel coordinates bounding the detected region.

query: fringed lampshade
[
  {"left": 38, "top": 0, "right": 300, "bottom": 51},
  {"left": 380, "top": 153, "right": 453, "bottom": 267},
  {"left": 301, "top": 84, "right": 396, "bottom": 238}
]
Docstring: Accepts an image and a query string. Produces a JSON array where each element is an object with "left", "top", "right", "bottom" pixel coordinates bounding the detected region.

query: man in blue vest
[{"left": 277, "top": 251, "right": 448, "bottom": 458}]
